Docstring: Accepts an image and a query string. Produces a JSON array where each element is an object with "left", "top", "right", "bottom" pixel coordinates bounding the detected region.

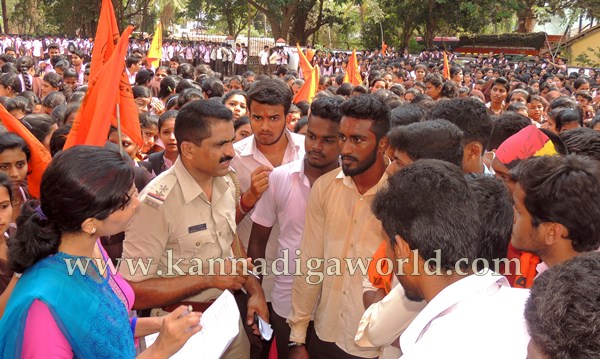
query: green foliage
[{"left": 574, "top": 47, "right": 600, "bottom": 68}]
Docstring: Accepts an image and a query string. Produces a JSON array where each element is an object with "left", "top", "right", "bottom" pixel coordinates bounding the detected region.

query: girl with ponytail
[
  {"left": 0, "top": 146, "right": 202, "bottom": 358},
  {"left": 15, "top": 56, "right": 42, "bottom": 99}
]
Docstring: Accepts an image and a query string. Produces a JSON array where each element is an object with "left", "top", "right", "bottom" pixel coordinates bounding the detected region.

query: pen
[{"left": 227, "top": 256, "right": 261, "bottom": 280}]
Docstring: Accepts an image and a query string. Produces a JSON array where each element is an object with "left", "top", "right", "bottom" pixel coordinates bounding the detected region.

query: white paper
[
  {"left": 144, "top": 290, "right": 240, "bottom": 358},
  {"left": 257, "top": 315, "right": 273, "bottom": 341}
]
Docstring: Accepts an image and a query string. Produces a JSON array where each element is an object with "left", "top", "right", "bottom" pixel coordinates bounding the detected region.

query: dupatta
[{"left": 0, "top": 252, "right": 135, "bottom": 358}]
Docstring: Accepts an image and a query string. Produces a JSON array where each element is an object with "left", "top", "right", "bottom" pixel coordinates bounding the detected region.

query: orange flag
[
  {"left": 343, "top": 49, "right": 362, "bottom": 86},
  {"left": 293, "top": 65, "right": 320, "bottom": 104},
  {"left": 306, "top": 48, "right": 315, "bottom": 63},
  {"left": 89, "top": 0, "right": 120, "bottom": 79},
  {"left": 296, "top": 43, "right": 313, "bottom": 79},
  {"left": 0, "top": 105, "right": 51, "bottom": 198},
  {"left": 64, "top": 26, "right": 134, "bottom": 149},
  {"left": 85, "top": 0, "right": 143, "bottom": 148},
  {"left": 381, "top": 41, "right": 388, "bottom": 56},
  {"left": 443, "top": 51, "right": 450, "bottom": 79}
]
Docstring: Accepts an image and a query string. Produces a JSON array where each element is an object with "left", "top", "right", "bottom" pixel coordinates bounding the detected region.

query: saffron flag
[
  {"left": 147, "top": 22, "right": 163, "bottom": 69},
  {"left": 0, "top": 105, "right": 51, "bottom": 198},
  {"left": 296, "top": 43, "right": 313, "bottom": 79},
  {"left": 443, "top": 51, "right": 450, "bottom": 79},
  {"left": 89, "top": 0, "right": 120, "bottom": 79},
  {"left": 343, "top": 49, "right": 362, "bottom": 86},
  {"left": 293, "top": 65, "right": 319, "bottom": 104},
  {"left": 381, "top": 41, "right": 387, "bottom": 56},
  {"left": 79, "top": 0, "right": 143, "bottom": 148},
  {"left": 64, "top": 26, "right": 134, "bottom": 149},
  {"left": 306, "top": 48, "right": 315, "bottom": 63}
]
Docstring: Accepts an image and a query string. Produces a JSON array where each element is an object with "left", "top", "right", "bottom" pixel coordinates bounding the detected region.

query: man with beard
[
  {"left": 288, "top": 94, "right": 390, "bottom": 359},
  {"left": 120, "top": 100, "right": 268, "bottom": 358},
  {"left": 371, "top": 160, "right": 530, "bottom": 358},
  {"left": 247, "top": 96, "right": 344, "bottom": 358}
]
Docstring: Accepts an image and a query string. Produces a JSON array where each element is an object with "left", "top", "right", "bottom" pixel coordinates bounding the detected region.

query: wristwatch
[{"left": 288, "top": 341, "right": 305, "bottom": 349}]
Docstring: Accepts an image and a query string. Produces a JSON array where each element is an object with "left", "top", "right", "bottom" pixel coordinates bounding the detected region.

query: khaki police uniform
[{"left": 120, "top": 158, "right": 250, "bottom": 358}]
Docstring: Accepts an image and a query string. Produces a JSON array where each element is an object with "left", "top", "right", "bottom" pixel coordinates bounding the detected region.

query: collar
[
  {"left": 236, "top": 129, "right": 301, "bottom": 158},
  {"left": 335, "top": 156, "right": 390, "bottom": 195},
  {"left": 400, "top": 271, "right": 510, "bottom": 351},
  {"left": 173, "top": 158, "right": 230, "bottom": 204}
]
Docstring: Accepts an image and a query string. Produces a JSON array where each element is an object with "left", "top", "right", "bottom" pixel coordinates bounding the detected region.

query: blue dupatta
[{"left": 0, "top": 252, "right": 135, "bottom": 358}]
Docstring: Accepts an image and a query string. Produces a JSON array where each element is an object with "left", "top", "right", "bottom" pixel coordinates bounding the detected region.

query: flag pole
[{"left": 116, "top": 102, "right": 123, "bottom": 155}]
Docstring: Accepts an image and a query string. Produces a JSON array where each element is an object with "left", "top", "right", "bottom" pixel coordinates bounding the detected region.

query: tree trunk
[
  {"left": 424, "top": 0, "right": 437, "bottom": 49},
  {"left": 516, "top": 6, "right": 535, "bottom": 33},
  {"left": 1, "top": 0, "right": 8, "bottom": 34}
]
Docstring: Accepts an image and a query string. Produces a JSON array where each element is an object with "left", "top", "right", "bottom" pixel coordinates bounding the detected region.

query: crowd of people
[{"left": 0, "top": 30, "right": 597, "bottom": 359}]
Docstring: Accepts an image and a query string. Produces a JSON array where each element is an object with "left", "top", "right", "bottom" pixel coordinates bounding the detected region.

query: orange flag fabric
[
  {"left": 81, "top": 0, "right": 143, "bottom": 148},
  {"left": 443, "top": 51, "right": 450, "bottom": 79},
  {"left": 306, "top": 48, "right": 315, "bottom": 63},
  {"left": 293, "top": 65, "right": 319, "bottom": 104},
  {"left": 0, "top": 105, "right": 51, "bottom": 198},
  {"left": 89, "top": 0, "right": 120, "bottom": 79},
  {"left": 381, "top": 41, "right": 388, "bottom": 56},
  {"left": 64, "top": 26, "right": 134, "bottom": 149},
  {"left": 343, "top": 49, "right": 362, "bottom": 86},
  {"left": 296, "top": 43, "right": 313, "bottom": 79}
]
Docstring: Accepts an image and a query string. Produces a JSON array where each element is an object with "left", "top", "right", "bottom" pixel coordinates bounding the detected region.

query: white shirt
[
  {"left": 32, "top": 40, "right": 43, "bottom": 57},
  {"left": 400, "top": 272, "right": 530, "bottom": 358},
  {"left": 250, "top": 158, "right": 310, "bottom": 318},
  {"left": 259, "top": 50, "right": 269, "bottom": 65},
  {"left": 231, "top": 130, "right": 305, "bottom": 302}
]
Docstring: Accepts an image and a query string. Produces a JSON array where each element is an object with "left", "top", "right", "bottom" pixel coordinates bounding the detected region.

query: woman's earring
[{"left": 91, "top": 228, "right": 96, "bottom": 235}]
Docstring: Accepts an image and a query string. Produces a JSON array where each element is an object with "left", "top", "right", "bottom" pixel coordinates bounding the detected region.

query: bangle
[
  {"left": 288, "top": 341, "right": 304, "bottom": 349},
  {"left": 239, "top": 192, "right": 254, "bottom": 213}
]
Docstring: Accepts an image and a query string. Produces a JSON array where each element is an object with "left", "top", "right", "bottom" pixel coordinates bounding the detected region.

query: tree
[
  {"left": 202, "top": 0, "right": 251, "bottom": 38},
  {"left": 246, "top": 0, "right": 303, "bottom": 41}
]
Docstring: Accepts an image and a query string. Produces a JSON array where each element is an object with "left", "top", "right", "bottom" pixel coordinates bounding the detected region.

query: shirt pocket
[{"left": 172, "top": 228, "right": 218, "bottom": 261}]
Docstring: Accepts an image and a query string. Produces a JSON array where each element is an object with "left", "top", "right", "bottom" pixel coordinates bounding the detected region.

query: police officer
[{"left": 120, "top": 99, "right": 268, "bottom": 358}]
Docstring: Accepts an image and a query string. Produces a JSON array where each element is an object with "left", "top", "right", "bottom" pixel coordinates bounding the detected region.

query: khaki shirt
[
  {"left": 120, "top": 158, "right": 237, "bottom": 303},
  {"left": 288, "top": 167, "right": 388, "bottom": 358}
]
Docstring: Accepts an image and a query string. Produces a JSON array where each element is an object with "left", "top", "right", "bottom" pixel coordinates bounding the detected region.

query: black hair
[
  {"left": 21, "top": 114, "right": 57, "bottom": 145},
  {"left": 139, "top": 113, "right": 159, "bottom": 129},
  {"left": 0, "top": 73, "right": 22, "bottom": 94},
  {"left": 491, "top": 77, "right": 510, "bottom": 92},
  {"left": 200, "top": 77, "right": 224, "bottom": 98},
  {"left": 488, "top": 112, "right": 532, "bottom": 150},
  {"left": 309, "top": 96, "right": 344, "bottom": 123},
  {"left": 125, "top": 55, "right": 142, "bottom": 69},
  {"left": 390, "top": 103, "right": 426, "bottom": 127},
  {"left": 234, "top": 116, "right": 250, "bottom": 131},
  {"left": 177, "top": 88, "right": 204, "bottom": 109},
  {"left": 42, "top": 91, "right": 66, "bottom": 110},
  {"left": 16, "top": 56, "right": 34, "bottom": 92},
  {"left": 339, "top": 94, "right": 390, "bottom": 141},
  {"left": 548, "top": 107, "right": 583, "bottom": 132},
  {"left": 159, "top": 75, "right": 181, "bottom": 99},
  {"left": 372, "top": 159, "right": 481, "bottom": 271},
  {"left": 388, "top": 119, "right": 464, "bottom": 167},
  {"left": 222, "top": 89, "right": 248, "bottom": 104},
  {"left": 430, "top": 97, "right": 493, "bottom": 150},
  {"left": 573, "top": 77, "right": 589, "bottom": 91},
  {"left": 135, "top": 69, "right": 154, "bottom": 86},
  {"left": 424, "top": 73, "right": 458, "bottom": 98},
  {"left": 466, "top": 175, "right": 513, "bottom": 270},
  {"left": 159, "top": 110, "right": 178, "bottom": 130},
  {"left": 49, "top": 125, "right": 71, "bottom": 157},
  {"left": 132, "top": 85, "right": 152, "bottom": 99},
  {"left": 526, "top": 252, "right": 600, "bottom": 359},
  {"left": 177, "top": 63, "right": 196, "bottom": 80},
  {"left": 247, "top": 78, "right": 293, "bottom": 115},
  {"left": 294, "top": 116, "right": 308, "bottom": 133},
  {"left": 506, "top": 102, "right": 528, "bottom": 113},
  {"left": 6, "top": 96, "right": 33, "bottom": 116},
  {"left": 8, "top": 146, "right": 135, "bottom": 273},
  {"left": 352, "top": 85, "right": 368, "bottom": 95},
  {"left": 174, "top": 100, "right": 232, "bottom": 152},
  {"left": 590, "top": 114, "right": 600, "bottom": 129},
  {"left": 336, "top": 83, "right": 353, "bottom": 97},
  {"left": 0, "top": 133, "right": 29, "bottom": 162},
  {"left": 559, "top": 127, "right": 600, "bottom": 162},
  {"left": 0, "top": 172, "right": 12, "bottom": 204},
  {"left": 512, "top": 155, "right": 600, "bottom": 252},
  {"left": 295, "top": 101, "right": 310, "bottom": 116},
  {"left": 42, "top": 72, "right": 63, "bottom": 90}
]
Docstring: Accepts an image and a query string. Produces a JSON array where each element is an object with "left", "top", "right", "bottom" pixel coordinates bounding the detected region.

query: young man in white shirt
[
  {"left": 259, "top": 45, "right": 270, "bottom": 75},
  {"left": 247, "top": 97, "right": 343, "bottom": 358},
  {"left": 371, "top": 160, "right": 530, "bottom": 358},
  {"left": 231, "top": 78, "right": 306, "bottom": 356}
]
